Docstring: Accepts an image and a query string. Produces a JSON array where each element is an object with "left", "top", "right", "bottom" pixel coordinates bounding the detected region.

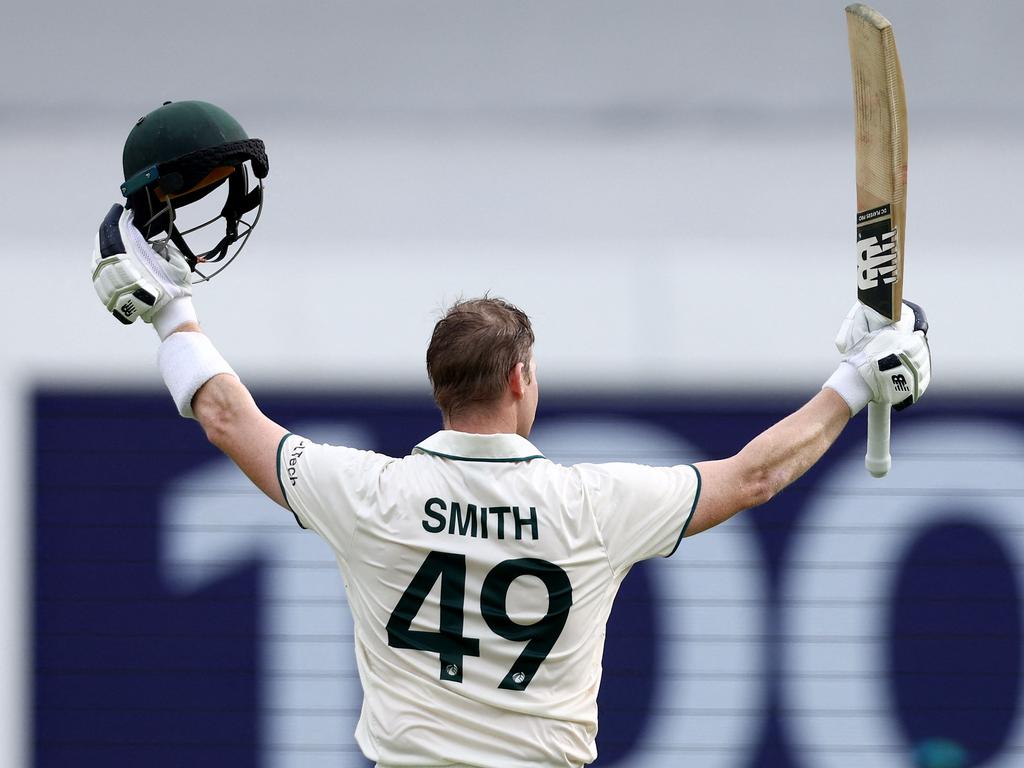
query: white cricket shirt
[{"left": 277, "top": 429, "right": 700, "bottom": 768}]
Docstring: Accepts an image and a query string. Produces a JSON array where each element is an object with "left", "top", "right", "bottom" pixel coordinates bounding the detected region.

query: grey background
[{"left": 3, "top": 1, "right": 1019, "bottom": 390}]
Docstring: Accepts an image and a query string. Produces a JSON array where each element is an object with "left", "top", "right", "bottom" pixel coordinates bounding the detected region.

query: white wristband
[
  {"left": 158, "top": 332, "right": 237, "bottom": 418},
  {"left": 823, "top": 361, "right": 873, "bottom": 416}
]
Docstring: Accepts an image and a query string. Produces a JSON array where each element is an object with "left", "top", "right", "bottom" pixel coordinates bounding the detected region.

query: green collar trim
[{"left": 416, "top": 446, "right": 544, "bottom": 464}]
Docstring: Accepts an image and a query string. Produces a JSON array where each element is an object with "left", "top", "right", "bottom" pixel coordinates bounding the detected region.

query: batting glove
[
  {"left": 824, "top": 300, "right": 931, "bottom": 415},
  {"left": 91, "top": 204, "right": 197, "bottom": 340},
  {"left": 834, "top": 300, "right": 896, "bottom": 353}
]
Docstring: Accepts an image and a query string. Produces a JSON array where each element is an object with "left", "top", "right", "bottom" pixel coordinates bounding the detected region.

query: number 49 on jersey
[{"left": 386, "top": 551, "right": 573, "bottom": 691}]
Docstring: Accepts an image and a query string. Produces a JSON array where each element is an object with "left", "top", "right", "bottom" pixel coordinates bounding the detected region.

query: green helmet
[{"left": 121, "top": 100, "right": 269, "bottom": 276}]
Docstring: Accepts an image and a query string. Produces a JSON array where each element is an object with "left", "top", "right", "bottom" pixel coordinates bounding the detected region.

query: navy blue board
[{"left": 33, "top": 391, "right": 1024, "bottom": 767}]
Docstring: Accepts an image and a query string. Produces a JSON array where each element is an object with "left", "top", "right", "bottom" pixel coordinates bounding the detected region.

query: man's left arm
[
  {"left": 92, "top": 205, "right": 290, "bottom": 510},
  {"left": 166, "top": 321, "right": 289, "bottom": 508}
]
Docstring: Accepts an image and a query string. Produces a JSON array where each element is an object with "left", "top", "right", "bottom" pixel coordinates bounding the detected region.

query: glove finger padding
[
  {"left": 835, "top": 301, "right": 892, "bottom": 354},
  {"left": 834, "top": 299, "right": 926, "bottom": 355},
  {"left": 118, "top": 207, "right": 193, "bottom": 293},
  {"left": 91, "top": 204, "right": 197, "bottom": 337},
  {"left": 91, "top": 205, "right": 159, "bottom": 324}
]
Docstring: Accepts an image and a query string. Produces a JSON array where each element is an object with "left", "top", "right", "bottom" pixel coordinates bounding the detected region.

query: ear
[{"left": 508, "top": 362, "right": 527, "bottom": 400}]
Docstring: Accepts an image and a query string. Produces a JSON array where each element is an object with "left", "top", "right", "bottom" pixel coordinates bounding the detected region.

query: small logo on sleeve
[{"left": 286, "top": 440, "right": 306, "bottom": 487}]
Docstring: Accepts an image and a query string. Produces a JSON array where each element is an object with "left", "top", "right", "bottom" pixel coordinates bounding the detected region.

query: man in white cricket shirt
[{"left": 91, "top": 104, "right": 931, "bottom": 768}]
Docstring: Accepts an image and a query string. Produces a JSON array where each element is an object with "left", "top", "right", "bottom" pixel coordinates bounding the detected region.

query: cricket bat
[{"left": 846, "top": 3, "right": 907, "bottom": 478}]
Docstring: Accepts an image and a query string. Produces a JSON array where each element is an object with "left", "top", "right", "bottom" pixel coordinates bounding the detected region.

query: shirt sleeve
[
  {"left": 276, "top": 432, "right": 394, "bottom": 557},
  {"left": 576, "top": 462, "right": 702, "bottom": 574}
]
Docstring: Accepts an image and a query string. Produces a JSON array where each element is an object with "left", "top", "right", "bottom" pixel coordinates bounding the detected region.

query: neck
[{"left": 446, "top": 405, "right": 520, "bottom": 436}]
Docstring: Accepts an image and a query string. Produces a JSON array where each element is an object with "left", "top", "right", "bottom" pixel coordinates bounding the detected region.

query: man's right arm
[
  {"left": 688, "top": 301, "right": 930, "bottom": 536},
  {"left": 690, "top": 388, "right": 849, "bottom": 536}
]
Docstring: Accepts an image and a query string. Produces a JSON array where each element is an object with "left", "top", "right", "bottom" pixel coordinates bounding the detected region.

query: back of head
[{"left": 426, "top": 297, "right": 535, "bottom": 421}]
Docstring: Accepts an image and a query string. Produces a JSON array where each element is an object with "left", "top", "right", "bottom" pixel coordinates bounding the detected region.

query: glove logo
[
  {"left": 857, "top": 228, "right": 899, "bottom": 290},
  {"left": 119, "top": 300, "right": 137, "bottom": 319},
  {"left": 891, "top": 373, "right": 910, "bottom": 393}
]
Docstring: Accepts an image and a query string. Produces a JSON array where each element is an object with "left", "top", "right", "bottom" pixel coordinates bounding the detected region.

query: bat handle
[{"left": 865, "top": 401, "right": 892, "bottom": 477}]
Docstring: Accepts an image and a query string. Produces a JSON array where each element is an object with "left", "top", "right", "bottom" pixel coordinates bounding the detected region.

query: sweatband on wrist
[
  {"left": 823, "top": 361, "right": 873, "bottom": 416},
  {"left": 153, "top": 297, "right": 199, "bottom": 341},
  {"left": 157, "top": 332, "right": 237, "bottom": 418}
]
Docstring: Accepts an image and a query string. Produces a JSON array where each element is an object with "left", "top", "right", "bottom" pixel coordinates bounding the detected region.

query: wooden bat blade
[
  {"left": 847, "top": 3, "right": 907, "bottom": 323},
  {"left": 846, "top": 3, "right": 909, "bottom": 479}
]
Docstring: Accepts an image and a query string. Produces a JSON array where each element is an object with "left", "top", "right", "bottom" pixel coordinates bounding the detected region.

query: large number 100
[{"left": 386, "top": 551, "right": 573, "bottom": 691}]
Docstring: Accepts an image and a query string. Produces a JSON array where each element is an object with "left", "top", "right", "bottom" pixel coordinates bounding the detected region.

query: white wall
[{"left": 3, "top": 1, "right": 1022, "bottom": 765}]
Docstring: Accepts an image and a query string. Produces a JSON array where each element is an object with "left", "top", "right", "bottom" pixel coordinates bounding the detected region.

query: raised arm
[
  {"left": 92, "top": 204, "right": 289, "bottom": 509},
  {"left": 690, "top": 389, "right": 848, "bottom": 535},
  {"left": 687, "top": 301, "right": 930, "bottom": 536},
  {"left": 165, "top": 322, "right": 289, "bottom": 508}
]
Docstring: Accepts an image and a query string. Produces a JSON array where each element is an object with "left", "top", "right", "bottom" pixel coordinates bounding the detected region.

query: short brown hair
[{"left": 426, "top": 297, "right": 535, "bottom": 420}]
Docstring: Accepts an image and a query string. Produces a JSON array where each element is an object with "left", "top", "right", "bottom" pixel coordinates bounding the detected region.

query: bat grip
[{"left": 865, "top": 401, "right": 892, "bottom": 477}]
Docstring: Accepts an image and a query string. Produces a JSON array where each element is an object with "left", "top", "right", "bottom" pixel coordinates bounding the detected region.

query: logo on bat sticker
[{"left": 857, "top": 227, "right": 899, "bottom": 290}]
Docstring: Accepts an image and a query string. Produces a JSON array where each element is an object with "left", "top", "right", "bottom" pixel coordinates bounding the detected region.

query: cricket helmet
[{"left": 121, "top": 100, "right": 268, "bottom": 278}]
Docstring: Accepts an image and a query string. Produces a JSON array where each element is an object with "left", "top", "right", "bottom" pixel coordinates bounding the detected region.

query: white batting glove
[
  {"left": 824, "top": 300, "right": 931, "bottom": 416},
  {"left": 834, "top": 301, "right": 894, "bottom": 354},
  {"left": 91, "top": 204, "right": 197, "bottom": 340}
]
